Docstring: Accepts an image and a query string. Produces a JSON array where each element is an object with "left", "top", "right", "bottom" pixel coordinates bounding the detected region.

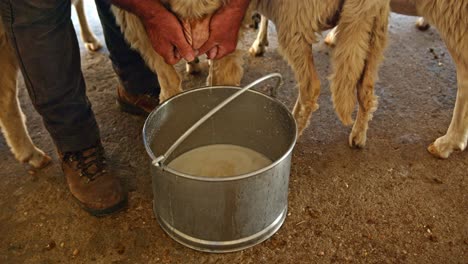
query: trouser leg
[{"left": 0, "top": 0, "right": 100, "bottom": 153}]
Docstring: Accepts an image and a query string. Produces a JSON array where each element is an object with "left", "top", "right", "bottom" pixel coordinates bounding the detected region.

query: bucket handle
[{"left": 152, "top": 73, "right": 284, "bottom": 167}]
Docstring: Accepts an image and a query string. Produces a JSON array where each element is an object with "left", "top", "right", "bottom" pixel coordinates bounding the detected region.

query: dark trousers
[
  {"left": 95, "top": 0, "right": 160, "bottom": 97},
  {"left": 0, "top": 0, "right": 159, "bottom": 153}
]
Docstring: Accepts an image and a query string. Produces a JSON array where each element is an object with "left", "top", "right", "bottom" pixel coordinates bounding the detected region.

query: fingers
[
  {"left": 204, "top": 45, "right": 235, "bottom": 60},
  {"left": 172, "top": 22, "right": 197, "bottom": 62},
  {"left": 154, "top": 43, "right": 180, "bottom": 65},
  {"left": 213, "top": 42, "right": 237, "bottom": 60},
  {"left": 198, "top": 38, "right": 216, "bottom": 56},
  {"left": 207, "top": 47, "right": 218, "bottom": 60},
  {"left": 164, "top": 52, "right": 180, "bottom": 65},
  {"left": 199, "top": 38, "right": 238, "bottom": 60},
  {"left": 145, "top": 21, "right": 196, "bottom": 64},
  {"left": 174, "top": 40, "right": 196, "bottom": 62},
  {"left": 156, "top": 43, "right": 197, "bottom": 65},
  {"left": 151, "top": 34, "right": 198, "bottom": 65}
]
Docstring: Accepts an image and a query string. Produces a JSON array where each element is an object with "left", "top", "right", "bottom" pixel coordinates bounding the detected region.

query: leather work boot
[
  {"left": 116, "top": 85, "right": 159, "bottom": 116},
  {"left": 60, "top": 144, "right": 127, "bottom": 216}
]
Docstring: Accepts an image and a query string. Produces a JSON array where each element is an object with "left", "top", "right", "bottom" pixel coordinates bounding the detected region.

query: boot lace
[{"left": 63, "top": 145, "right": 107, "bottom": 182}]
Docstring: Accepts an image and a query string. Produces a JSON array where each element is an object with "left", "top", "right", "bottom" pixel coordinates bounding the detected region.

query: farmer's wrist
[{"left": 220, "top": 0, "right": 250, "bottom": 27}]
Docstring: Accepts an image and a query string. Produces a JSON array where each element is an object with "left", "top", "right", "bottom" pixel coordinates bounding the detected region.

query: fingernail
[{"left": 194, "top": 50, "right": 199, "bottom": 56}]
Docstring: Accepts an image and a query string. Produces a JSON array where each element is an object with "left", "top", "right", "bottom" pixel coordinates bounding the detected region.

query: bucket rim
[{"left": 142, "top": 85, "right": 297, "bottom": 182}]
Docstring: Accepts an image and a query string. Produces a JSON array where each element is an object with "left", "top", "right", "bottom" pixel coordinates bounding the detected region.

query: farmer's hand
[
  {"left": 198, "top": 0, "right": 251, "bottom": 60},
  {"left": 111, "top": 0, "right": 196, "bottom": 65}
]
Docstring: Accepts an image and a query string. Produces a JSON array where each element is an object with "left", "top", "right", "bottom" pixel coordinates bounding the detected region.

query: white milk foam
[{"left": 168, "top": 144, "right": 272, "bottom": 177}]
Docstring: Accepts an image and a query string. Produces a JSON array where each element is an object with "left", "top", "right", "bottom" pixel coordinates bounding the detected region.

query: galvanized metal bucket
[{"left": 143, "top": 74, "right": 297, "bottom": 252}]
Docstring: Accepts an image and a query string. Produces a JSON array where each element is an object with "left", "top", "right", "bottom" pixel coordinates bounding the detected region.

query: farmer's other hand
[{"left": 198, "top": 0, "right": 251, "bottom": 60}]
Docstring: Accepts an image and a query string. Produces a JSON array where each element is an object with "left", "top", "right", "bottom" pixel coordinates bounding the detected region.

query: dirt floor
[{"left": 0, "top": 5, "right": 467, "bottom": 264}]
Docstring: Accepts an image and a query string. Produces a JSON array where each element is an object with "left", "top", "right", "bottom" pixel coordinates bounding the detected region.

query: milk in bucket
[{"left": 167, "top": 144, "right": 272, "bottom": 177}]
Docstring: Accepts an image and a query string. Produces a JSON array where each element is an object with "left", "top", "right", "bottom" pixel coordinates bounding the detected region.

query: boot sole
[
  {"left": 116, "top": 98, "right": 149, "bottom": 117},
  {"left": 73, "top": 195, "right": 128, "bottom": 217}
]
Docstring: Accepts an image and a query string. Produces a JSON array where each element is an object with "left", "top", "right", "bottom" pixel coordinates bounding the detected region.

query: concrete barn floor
[{"left": 1, "top": 5, "right": 467, "bottom": 264}]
